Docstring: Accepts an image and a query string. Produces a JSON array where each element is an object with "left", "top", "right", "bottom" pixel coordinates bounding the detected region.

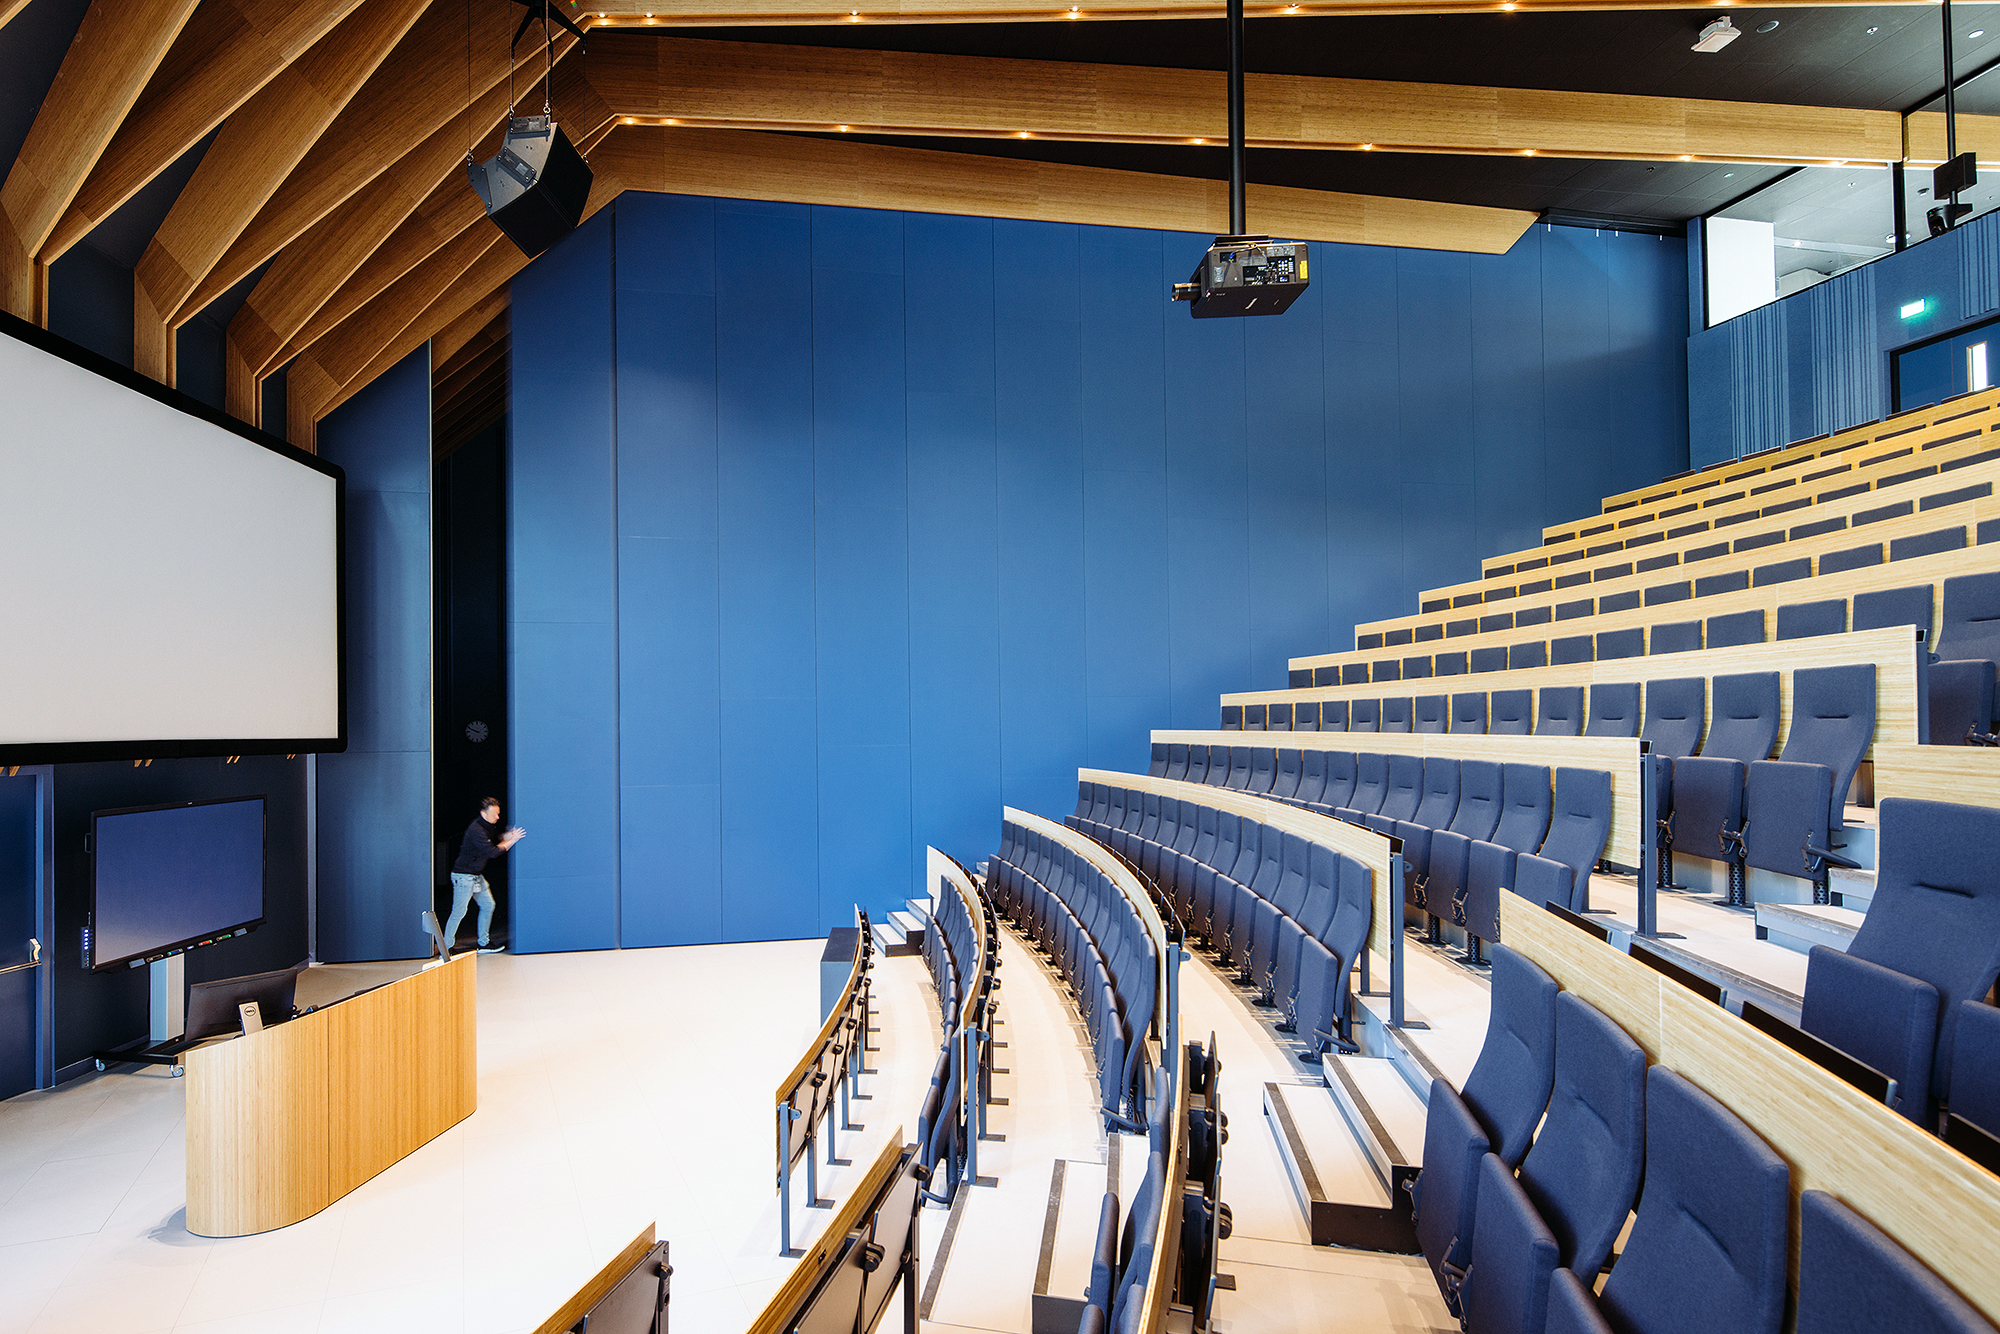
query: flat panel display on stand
[{"left": 87, "top": 796, "right": 267, "bottom": 971}]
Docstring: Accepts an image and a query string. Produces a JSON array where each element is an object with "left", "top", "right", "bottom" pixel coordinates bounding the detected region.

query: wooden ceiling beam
[
  {"left": 0, "top": 1, "right": 35, "bottom": 34},
  {"left": 133, "top": 0, "right": 431, "bottom": 382},
  {"left": 433, "top": 303, "right": 508, "bottom": 391},
  {"left": 593, "top": 123, "right": 1536, "bottom": 251},
  {"left": 287, "top": 170, "right": 622, "bottom": 450},
  {"left": 586, "top": 33, "right": 1903, "bottom": 166},
  {"left": 570, "top": 1, "right": 1912, "bottom": 27},
  {"left": 197, "top": 7, "right": 577, "bottom": 345},
  {"left": 248, "top": 54, "right": 613, "bottom": 397},
  {"left": 0, "top": 0, "right": 201, "bottom": 321},
  {"left": 45, "top": 0, "right": 367, "bottom": 265}
]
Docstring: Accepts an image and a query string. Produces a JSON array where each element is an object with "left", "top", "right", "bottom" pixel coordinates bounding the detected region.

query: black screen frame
[
  {"left": 0, "top": 309, "right": 346, "bottom": 764},
  {"left": 87, "top": 794, "right": 269, "bottom": 972}
]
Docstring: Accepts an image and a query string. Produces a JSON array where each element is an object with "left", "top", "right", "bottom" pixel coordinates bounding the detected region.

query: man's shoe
[{"left": 476, "top": 942, "right": 506, "bottom": 954}]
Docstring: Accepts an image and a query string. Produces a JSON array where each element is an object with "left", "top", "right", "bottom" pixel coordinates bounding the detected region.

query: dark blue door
[
  {"left": 0, "top": 771, "right": 46, "bottom": 1099},
  {"left": 1895, "top": 318, "right": 2000, "bottom": 410}
]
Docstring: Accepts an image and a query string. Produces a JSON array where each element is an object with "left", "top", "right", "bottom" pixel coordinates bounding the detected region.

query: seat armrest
[
  {"left": 1804, "top": 842, "right": 1862, "bottom": 871},
  {"left": 1513, "top": 853, "right": 1578, "bottom": 913}
]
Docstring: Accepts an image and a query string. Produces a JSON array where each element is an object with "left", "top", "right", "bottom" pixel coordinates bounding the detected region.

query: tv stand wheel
[
  {"left": 171, "top": 1065, "right": 184, "bottom": 1078},
  {"left": 94, "top": 1059, "right": 106, "bottom": 1072}
]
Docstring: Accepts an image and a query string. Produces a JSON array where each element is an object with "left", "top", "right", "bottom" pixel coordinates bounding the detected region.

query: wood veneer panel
[
  {"left": 572, "top": 0, "right": 1936, "bottom": 25},
  {"left": 44, "top": 0, "right": 366, "bottom": 263},
  {"left": 533, "top": 1225, "right": 658, "bottom": 1334},
  {"left": 745, "top": 1133, "right": 906, "bottom": 1334},
  {"left": 185, "top": 1008, "right": 330, "bottom": 1237},
  {"left": 1871, "top": 744, "right": 2000, "bottom": 809},
  {"left": 587, "top": 34, "right": 1898, "bottom": 164},
  {"left": 1503, "top": 900, "right": 2000, "bottom": 1326}
]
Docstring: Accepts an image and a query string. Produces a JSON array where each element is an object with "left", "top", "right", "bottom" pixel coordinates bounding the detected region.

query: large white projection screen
[{"left": 0, "top": 325, "right": 341, "bottom": 756}]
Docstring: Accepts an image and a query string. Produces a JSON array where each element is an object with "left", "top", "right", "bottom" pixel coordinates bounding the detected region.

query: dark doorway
[{"left": 434, "top": 420, "right": 510, "bottom": 949}]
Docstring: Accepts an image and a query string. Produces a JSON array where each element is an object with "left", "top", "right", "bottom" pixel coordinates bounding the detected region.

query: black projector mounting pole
[{"left": 1227, "top": 0, "right": 1246, "bottom": 236}]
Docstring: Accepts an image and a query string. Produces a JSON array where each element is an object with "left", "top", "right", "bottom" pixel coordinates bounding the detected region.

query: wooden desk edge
[{"left": 533, "top": 1223, "right": 659, "bottom": 1334}]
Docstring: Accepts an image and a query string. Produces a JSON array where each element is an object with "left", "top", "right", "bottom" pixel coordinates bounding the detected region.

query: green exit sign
[{"left": 1901, "top": 298, "right": 1931, "bottom": 320}]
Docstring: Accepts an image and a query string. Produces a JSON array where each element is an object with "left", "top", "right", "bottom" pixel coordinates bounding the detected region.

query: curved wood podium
[{"left": 183, "top": 952, "right": 477, "bottom": 1237}]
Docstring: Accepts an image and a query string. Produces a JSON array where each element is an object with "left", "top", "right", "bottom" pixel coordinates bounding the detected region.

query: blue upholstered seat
[
  {"left": 1383, "top": 696, "right": 1415, "bottom": 733},
  {"left": 1706, "top": 608, "right": 1766, "bottom": 648},
  {"left": 1350, "top": 698, "right": 1380, "bottom": 732},
  {"left": 1340, "top": 752, "right": 1390, "bottom": 820},
  {"left": 1735, "top": 664, "right": 1875, "bottom": 898},
  {"left": 1640, "top": 677, "right": 1703, "bottom": 760},
  {"left": 1668, "top": 671, "right": 1781, "bottom": 875},
  {"left": 1415, "top": 694, "right": 1449, "bottom": 733},
  {"left": 1534, "top": 687, "right": 1583, "bottom": 737},
  {"left": 1489, "top": 689, "right": 1532, "bottom": 735},
  {"left": 1584, "top": 683, "right": 1640, "bottom": 738},
  {"left": 1462, "top": 1154, "right": 1560, "bottom": 1334},
  {"left": 1950, "top": 999, "right": 2000, "bottom": 1136},
  {"left": 1427, "top": 760, "right": 1503, "bottom": 916},
  {"left": 1396, "top": 758, "right": 1462, "bottom": 913},
  {"left": 1320, "top": 699, "right": 1349, "bottom": 732},
  {"left": 1413, "top": 944, "right": 1557, "bottom": 1312},
  {"left": 1648, "top": 619, "right": 1702, "bottom": 655},
  {"left": 1270, "top": 748, "right": 1303, "bottom": 801},
  {"left": 1803, "top": 798, "right": 2000, "bottom": 1121},
  {"left": 1513, "top": 768, "right": 1614, "bottom": 914},
  {"left": 1293, "top": 851, "right": 1371, "bottom": 1057},
  {"left": 1931, "top": 572, "right": 2000, "bottom": 744},
  {"left": 1777, "top": 598, "right": 1847, "bottom": 641},
  {"left": 1459, "top": 763, "right": 1552, "bottom": 947},
  {"left": 1794, "top": 1190, "right": 1998, "bottom": 1334},
  {"left": 1453, "top": 691, "right": 1489, "bottom": 734}
]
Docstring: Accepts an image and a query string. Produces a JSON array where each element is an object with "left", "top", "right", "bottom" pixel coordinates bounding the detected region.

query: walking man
[{"left": 447, "top": 796, "right": 524, "bottom": 954}]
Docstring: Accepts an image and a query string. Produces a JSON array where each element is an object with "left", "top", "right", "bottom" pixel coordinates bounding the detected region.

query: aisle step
[
  {"left": 1263, "top": 1072, "right": 1421, "bottom": 1253},
  {"left": 873, "top": 920, "right": 916, "bottom": 957},
  {"left": 1030, "top": 1158, "right": 1109, "bottom": 1334},
  {"left": 1756, "top": 901, "right": 1864, "bottom": 955},
  {"left": 887, "top": 910, "right": 926, "bottom": 952}
]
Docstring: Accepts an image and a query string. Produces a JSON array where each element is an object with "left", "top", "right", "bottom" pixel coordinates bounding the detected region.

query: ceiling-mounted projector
[
  {"left": 1172, "top": 236, "right": 1310, "bottom": 318},
  {"left": 1691, "top": 17, "right": 1740, "bottom": 52},
  {"left": 467, "top": 114, "right": 592, "bottom": 258}
]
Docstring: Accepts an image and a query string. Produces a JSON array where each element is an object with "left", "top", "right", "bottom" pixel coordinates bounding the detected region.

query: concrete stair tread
[{"left": 1757, "top": 901, "right": 1865, "bottom": 932}]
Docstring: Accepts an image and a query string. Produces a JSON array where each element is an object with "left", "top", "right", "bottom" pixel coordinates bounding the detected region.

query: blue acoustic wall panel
[
  {"left": 507, "top": 200, "right": 1688, "bottom": 943},
  {"left": 315, "top": 346, "right": 432, "bottom": 962},
  {"left": 510, "top": 210, "right": 620, "bottom": 954}
]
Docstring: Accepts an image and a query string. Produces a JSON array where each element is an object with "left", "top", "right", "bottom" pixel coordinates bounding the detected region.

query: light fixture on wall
[{"left": 1692, "top": 17, "right": 1741, "bottom": 51}]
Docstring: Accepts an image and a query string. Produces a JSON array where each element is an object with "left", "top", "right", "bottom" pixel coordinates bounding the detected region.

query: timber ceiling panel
[{"left": 1, "top": 0, "right": 1995, "bottom": 449}]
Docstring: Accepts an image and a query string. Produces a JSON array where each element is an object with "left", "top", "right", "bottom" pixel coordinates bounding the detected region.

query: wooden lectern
[{"left": 184, "top": 952, "right": 477, "bottom": 1237}]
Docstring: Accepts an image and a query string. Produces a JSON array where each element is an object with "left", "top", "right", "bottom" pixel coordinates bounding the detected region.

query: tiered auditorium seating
[
  {"left": 1798, "top": 797, "right": 2000, "bottom": 1125},
  {"left": 1138, "top": 739, "right": 1612, "bottom": 962},
  {"left": 914, "top": 858, "right": 997, "bottom": 1203},
  {"left": 987, "top": 818, "right": 1159, "bottom": 1124},
  {"left": 1070, "top": 780, "right": 1374, "bottom": 1060},
  {"left": 1413, "top": 941, "right": 1796, "bottom": 1334},
  {"left": 1079, "top": 1066, "right": 1176, "bottom": 1333}
]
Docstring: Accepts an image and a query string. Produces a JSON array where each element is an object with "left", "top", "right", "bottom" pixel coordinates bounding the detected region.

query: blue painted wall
[
  {"left": 508, "top": 201, "right": 1689, "bottom": 949},
  {"left": 1688, "top": 207, "right": 2000, "bottom": 467},
  {"left": 316, "top": 346, "right": 433, "bottom": 962}
]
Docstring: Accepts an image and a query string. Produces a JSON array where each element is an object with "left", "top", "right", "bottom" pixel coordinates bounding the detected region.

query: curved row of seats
[
  {"left": 1418, "top": 943, "right": 1998, "bottom": 1334},
  {"left": 1130, "top": 743, "right": 1611, "bottom": 958},
  {"left": 1069, "top": 781, "right": 1372, "bottom": 1058},
  {"left": 988, "top": 820, "right": 1159, "bottom": 1123},
  {"left": 1079, "top": 1066, "right": 1177, "bottom": 1334},
  {"left": 915, "top": 864, "right": 997, "bottom": 1203}
]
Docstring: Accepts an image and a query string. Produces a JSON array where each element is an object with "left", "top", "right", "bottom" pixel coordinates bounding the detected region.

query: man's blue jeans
[{"left": 445, "top": 873, "right": 495, "bottom": 949}]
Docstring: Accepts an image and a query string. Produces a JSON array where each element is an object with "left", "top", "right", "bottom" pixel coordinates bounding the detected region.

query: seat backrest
[
  {"left": 1164, "top": 743, "right": 1190, "bottom": 782},
  {"left": 1248, "top": 746, "right": 1277, "bottom": 793},
  {"left": 1415, "top": 694, "right": 1449, "bottom": 733},
  {"left": 1535, "top": 768, "right": 1613, "bottom": 891},
  {"left": 1272, "top": 748, "right": 1303, "bottom": 800},
  {"left": 1182, "top": 744, "right": 1210, "bottom": 786},
  {"left": 1321, "top": 699, "right": 1349, "bottom": 732},
  {"left": 1464, "top": 1153, "right": 1561, "bottom": 1334},
  {"left": 1348, "top": 752, "right": 1390, "bottom": 813},
  {"left": 1935, "top": 571, "right": 2000, "bottom": 663},
  {"left": 1536, "top": 686, "right": 1584, "bottom": 737},
  {"left": 1778, "top": 663, "right": 1875, "bottom": 823},
  {"left": 1383, "top": 696, "right": 1414, "bottom": 733},
  {"left": 1294, "top": 748, "right": 1328, "bottom": 804},
  {"left": 1641, "top": 677, "right": 1704, "bottom": 760},
  {"left": 1275, "top": 831, "right": 1313, "bottom": 918},
  {"left": 1599, "top": 1068, "right": 1790, "bottom": 1334},
  {"left": 1492, "top": 763, "right": 1554, "bottom": 854},
  {"left": 1322, "top": 749, "right": 1358, "bottom": 809},
  {"left": 1226, "top": 745, "right": 1255, "bottom": 790},
  {"left": 1266, "top": 702, "right": 1293, "bottom": 732},
  {"left": 1707, "top": 608, "right": 1767, "bottom": 649},
  {"left": 1295, "top": 843, "right": 1341, "bottom": 939},
  {"left": 1852, "top": 582, "right": 1936, "bottom": 638},
  {"left": 1147, "top": 742, "right": 1168, "bottom": 777},
  {"left": 1705, "top": 672, "right": 1782, "bottom": 763},
  {"left": 1412, "top": 758, "right": 1461, "bottom": 829},
  {"left": 1322, "top": 851, "right": 1372, "bottom": 968},
  {"left": 1490, "top": 688, "right": 1533, "bottom": 734},
  {"left": 1512, "top": 641, "right": 1548, "bottom": 670},
  {"left": 1460, "top": 944, "right": 1558, "bottom": 1166},
  {"left": 1585, "top": 682, "right": 1641, "bottom": 738},
  {"left": 1650, "top": 619, "right": 1702, "bottom": 655},
  {"left": 1849, "top": 798, "right": 2000, "bottom": 1100},
  {"left": 1220, "top": 704, "right": 1242, "bottom": 730},
  {"left": 1448, "top": 760, "right": 1504, "bottom": 840},
  {"left": 1351, "top": 698, "right": 1381, "bottom": 732},
  {"left": 1244, "top": 703, "right": 1267, "bottom": 730},
  {"left": 1950, "top": 1000, "right": 2000, "bottom": 1137},
  {"left": 1795, "top": 1190, "right": 1996, "bottom": 1334},
  {"left": 1452, "top": 691, "right": 1488, "bottom": 734},
  {"left": 1210, "top": 812, "right": 1242, "bottom": 880},
  {"left": 1519, "top": 994, "right": 1648, "bottom": 1283},
  {"left": 1379, "top": 754, "right": 1425, "bottom": 823},
  {"left": 1294, "top": 701, "right": 1321, "bottom": 731},
  {"left": 1777, "top": 598, "right": 1847, "bottom": 641}
]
